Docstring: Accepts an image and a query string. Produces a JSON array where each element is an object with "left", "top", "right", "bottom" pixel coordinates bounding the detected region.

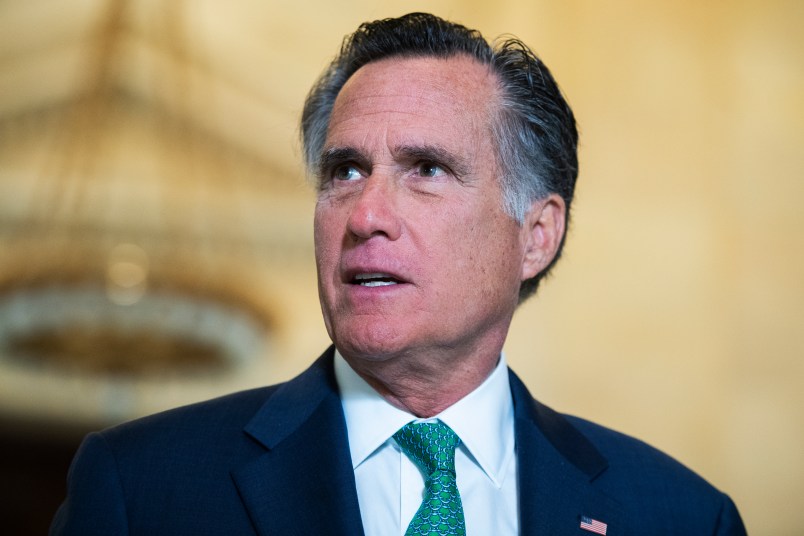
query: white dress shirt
[{"left": 334, "top": 350, "right": 519, "bottom": 536}]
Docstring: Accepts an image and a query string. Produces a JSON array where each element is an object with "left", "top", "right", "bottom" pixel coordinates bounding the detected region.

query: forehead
[{"left": 326, "top": 55, "right": 499, "bottom": 151}]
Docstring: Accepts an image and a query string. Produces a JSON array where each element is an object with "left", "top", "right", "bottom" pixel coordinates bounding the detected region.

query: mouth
[{"left": 350, "top": 272, "right": 403, "bottom": 287}]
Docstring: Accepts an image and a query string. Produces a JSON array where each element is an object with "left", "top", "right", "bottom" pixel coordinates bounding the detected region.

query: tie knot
[{"left": 393, "top": 421, "right": 461, "bottom": 475}]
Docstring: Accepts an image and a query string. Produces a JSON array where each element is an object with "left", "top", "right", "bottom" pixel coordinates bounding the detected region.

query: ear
[{"left": 520, "top": 193, "right": 566, "bottom": 281}]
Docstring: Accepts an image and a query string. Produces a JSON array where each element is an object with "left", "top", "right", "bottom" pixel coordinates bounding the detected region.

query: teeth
[{"left": 361, "top": 280, "right": 396, "bottom": 287}]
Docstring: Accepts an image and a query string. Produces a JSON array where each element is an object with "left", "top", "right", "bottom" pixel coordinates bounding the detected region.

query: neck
[{"left": 341, "top": 342, "right": 503, "bottom": 418}]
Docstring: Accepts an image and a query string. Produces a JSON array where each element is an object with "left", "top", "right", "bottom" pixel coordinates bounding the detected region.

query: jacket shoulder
[
  {"left": 52, "top": 385, "right": 284, "bottom": 536},
  {"left": 509, "top": 370, "right": 746, "bottom": 534},
  {"left": 101, "top": 384, "right": 279, "bottom": 449},
  {"left": 565, "top": 414, "right": 714, "bottom": 488},
  {"left": 563, "top": 414, "right": 745, "bottom": 534}
]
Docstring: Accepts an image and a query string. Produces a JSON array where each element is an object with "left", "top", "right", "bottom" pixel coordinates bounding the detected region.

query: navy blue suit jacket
[{"left": 51, "top": 347, "right": 747, "bottom": 535}]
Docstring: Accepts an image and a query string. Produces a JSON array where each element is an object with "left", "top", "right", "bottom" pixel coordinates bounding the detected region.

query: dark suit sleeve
[
  {"left": 50, "top": 432, "right": 129, "bottom": 536},
  {"left": 715, "top": 492, "right": 748, "bottom": 536}
]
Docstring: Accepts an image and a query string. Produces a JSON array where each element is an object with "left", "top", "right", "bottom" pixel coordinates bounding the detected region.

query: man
[{"left": 52, "top": 13, "right": 747, "bottom": 535}]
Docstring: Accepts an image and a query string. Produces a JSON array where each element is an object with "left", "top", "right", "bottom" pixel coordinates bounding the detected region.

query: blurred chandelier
[{"left": 0, "top": 0, "right": 273, "bottom": 378}]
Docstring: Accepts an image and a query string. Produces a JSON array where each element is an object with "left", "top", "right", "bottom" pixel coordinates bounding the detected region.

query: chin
[{"left": 333, "top": 323, "right": 409, "bottom": 362}]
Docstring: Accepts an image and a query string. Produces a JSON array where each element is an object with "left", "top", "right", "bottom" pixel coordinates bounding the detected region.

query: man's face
[{"left": 314, "top": 55, "right": 547, "bottom": 364}]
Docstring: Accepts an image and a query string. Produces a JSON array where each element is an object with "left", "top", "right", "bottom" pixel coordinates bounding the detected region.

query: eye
[
  {"left": 416, "top": 162, "right": 446, "bottom": 178},
  {"left": 332, "top": 164, "right": 362, "bottom": 181}
]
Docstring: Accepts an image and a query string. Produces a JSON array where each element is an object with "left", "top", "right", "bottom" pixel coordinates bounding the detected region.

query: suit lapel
[
  {"left": 231, "top": 348, "right": 365, "bottom": 536},
  {"left": 510, "top": 370, "right": 625, "bottom": 535}
]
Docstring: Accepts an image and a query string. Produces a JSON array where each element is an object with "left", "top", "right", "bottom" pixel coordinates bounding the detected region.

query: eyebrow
[
  {"left": 393, "top": 144, "right": 471, "bottom": 178},
  {"left": 317, "top": 147, "right": 371, "bottom": 178}
]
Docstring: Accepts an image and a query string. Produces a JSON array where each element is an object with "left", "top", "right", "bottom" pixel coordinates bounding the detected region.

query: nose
[{"left": 346, "top": 174, "right": 402, "bottom": 241}]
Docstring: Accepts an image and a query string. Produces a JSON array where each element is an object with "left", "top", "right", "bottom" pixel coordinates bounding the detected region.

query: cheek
[
  {"left": 463, "top": 215, "right": 525, "bottom": 284},
  {"left": 313, "top": 209, "right": 339, "bottom": 271}
]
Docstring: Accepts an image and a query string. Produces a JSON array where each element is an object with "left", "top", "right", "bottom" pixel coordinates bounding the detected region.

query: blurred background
[{"left": 0, "top": 0, "right": 801, "bottom": 533}]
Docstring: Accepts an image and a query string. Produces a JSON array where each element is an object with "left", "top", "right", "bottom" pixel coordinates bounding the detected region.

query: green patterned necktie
[{"left": 393, "top": 421, "right": 466, "bottom": 536}]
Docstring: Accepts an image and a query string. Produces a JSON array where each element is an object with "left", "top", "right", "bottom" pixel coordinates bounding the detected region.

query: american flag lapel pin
[{"left": 580, "top": 515, "right": 608, "bottom": 535}]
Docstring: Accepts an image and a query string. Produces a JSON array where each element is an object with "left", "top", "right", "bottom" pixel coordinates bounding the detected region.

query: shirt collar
[{"left": 334, "top": 349, "right": 515, "bottom": 488}]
